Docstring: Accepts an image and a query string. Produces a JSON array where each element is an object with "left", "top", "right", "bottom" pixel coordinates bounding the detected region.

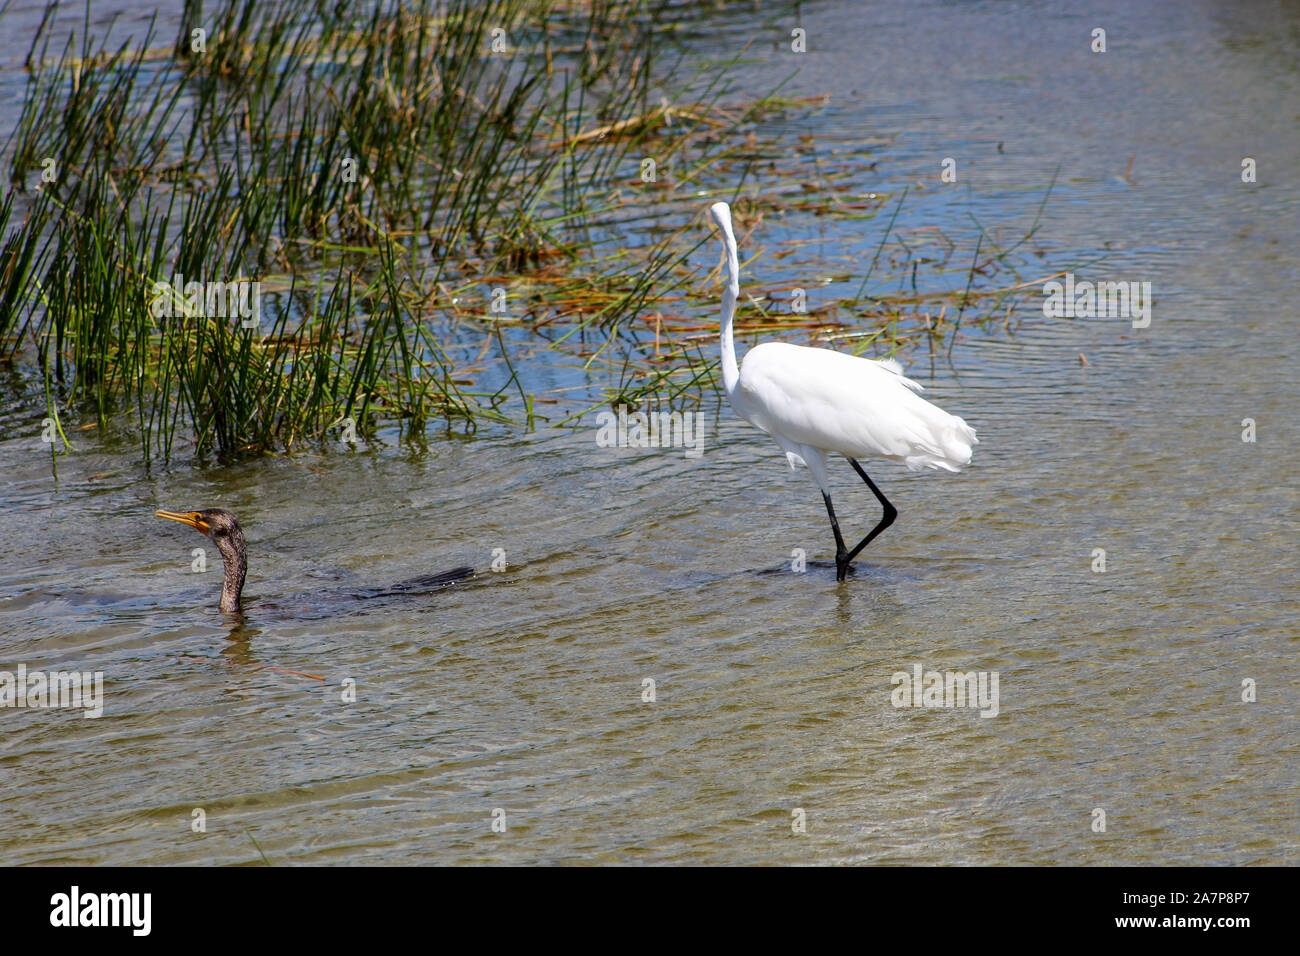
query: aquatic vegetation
[{"left": 0, "top": 0, "right": 1053, "bottom": 466}]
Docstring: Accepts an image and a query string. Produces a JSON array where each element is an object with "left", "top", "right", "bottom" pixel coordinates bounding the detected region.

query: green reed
[
  {"left": 0, "top": 0, "right": 1052, "bottom": 466},
  {"left": 0, "top": 0, "right": 759, "bottom": 462}
]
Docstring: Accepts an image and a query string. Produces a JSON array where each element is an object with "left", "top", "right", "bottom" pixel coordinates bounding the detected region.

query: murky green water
[{"left": 2, "top": 0, "right": 1297, "bottom": 864}]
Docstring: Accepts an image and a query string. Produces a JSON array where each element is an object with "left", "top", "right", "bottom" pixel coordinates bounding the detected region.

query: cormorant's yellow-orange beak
[{"left": 155, "top": 510, "right": 210, "bottom": 535}]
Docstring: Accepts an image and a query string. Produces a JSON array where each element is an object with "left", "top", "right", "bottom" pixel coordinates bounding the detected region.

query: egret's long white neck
[{"left": 710, "top": 202, "right": 741, "bottom": 397}]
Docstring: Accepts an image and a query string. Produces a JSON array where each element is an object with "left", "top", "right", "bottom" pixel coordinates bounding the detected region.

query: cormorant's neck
[{"left": 215, "top": 533, "right": 247, "bottom": 614}]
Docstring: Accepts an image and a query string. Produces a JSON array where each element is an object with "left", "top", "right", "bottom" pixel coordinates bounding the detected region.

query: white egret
[{"left": 708, "top": 201, "right": 977, "bottom": 581}]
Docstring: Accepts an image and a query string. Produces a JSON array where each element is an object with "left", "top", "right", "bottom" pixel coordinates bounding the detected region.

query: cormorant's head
[
  {"left": 156, "top": 508, "right": 248, "bottom": 614},
  {"left": 155, "top": 508, "right": 246, "bottom": 553}
]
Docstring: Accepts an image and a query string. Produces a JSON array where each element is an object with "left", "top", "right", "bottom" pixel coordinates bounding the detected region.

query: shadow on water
[{"left": 753, "top": 558, "right": 922, "bottom": 583}]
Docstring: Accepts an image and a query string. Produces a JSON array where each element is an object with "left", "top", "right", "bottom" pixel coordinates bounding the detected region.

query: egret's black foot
[{"left": 835, "top": 551, "right": 851, "bottom": 581}]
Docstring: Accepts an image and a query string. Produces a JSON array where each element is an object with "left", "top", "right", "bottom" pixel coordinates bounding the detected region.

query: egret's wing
[{"left": 735, "top": 343, "right": 977, "bottom": 471}]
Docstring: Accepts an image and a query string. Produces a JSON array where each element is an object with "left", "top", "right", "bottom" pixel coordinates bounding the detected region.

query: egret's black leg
[
  {"left": 842, "top": 457, "right": 897, "bottom": 566},
  {"left": 821, "top": 492, "right": 851, "bottom": 581}
]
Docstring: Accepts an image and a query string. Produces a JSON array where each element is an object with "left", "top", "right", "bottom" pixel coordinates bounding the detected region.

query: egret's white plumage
[{"left": 708, "top": 200, "right": 977, "bottom": 578}]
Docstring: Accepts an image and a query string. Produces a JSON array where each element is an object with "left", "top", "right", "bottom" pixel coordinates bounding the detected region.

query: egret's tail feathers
[
  {"left": 902, "top": 415, "right": 978, "bottom": 472},
  {"left": 874, "top": 357, "right": 925, "bottom": 393}
]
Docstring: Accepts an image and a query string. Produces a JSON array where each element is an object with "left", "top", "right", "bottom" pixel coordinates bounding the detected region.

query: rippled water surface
[{"left": 1, "top": 0, "right": 1297, "bottom": 864}]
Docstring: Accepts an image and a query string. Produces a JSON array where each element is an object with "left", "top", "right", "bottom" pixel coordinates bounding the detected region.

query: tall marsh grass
[
  {"left": 0, "top": 0, "right": 771, "bottom": 461},
  {"left": 0, "top": 0, "right": 1055, "bottom": 466}
]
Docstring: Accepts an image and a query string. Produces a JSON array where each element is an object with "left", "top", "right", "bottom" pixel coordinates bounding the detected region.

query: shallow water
[{"left": 1, "top": 0, "right": 1297, "bottom": 864}]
